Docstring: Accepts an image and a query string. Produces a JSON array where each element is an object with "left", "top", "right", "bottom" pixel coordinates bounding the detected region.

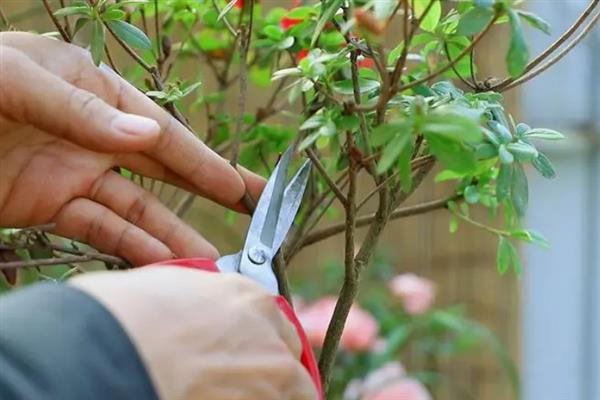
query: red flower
[
  {"left": 234, "top": 0, "right": 243, "bottom": 9},
  {"left": 281, "top": 16, "right": 304, "bottom": 30},
  {"left": 357, "top": 57, "right": 375, "bottom": 69},
  {"left": 296, "top": 48, "right": 309, "bottom": 63}
]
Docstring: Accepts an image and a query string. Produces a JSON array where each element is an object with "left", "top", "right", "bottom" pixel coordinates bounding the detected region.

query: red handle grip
[{"left": 148, "top": 258, "right": 323, "bottom": 400}]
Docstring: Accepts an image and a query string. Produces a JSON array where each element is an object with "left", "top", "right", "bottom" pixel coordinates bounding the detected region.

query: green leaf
[
  {"left": 517, "top": 10, "right": 551, "bottom": 35},
  {"left": 435, "top": 169, "right": 464, "bottom": 182},
  {"left": 300, "top": 114, "right": 326, "bottom": 130},
  {"left": 427, "top": 134, "right": 477, "bottom": 173},
  {"left": 488, "top": 120, "right": 512, "bottom": 143},
  {"left": 506, "top": 9, "right": 529, "bottom": 77},
  {"left": 423, "top": 114, "right": 483, "bottom": 142},
  {"left": 332, "top": 78, "right": 380, "bottom": 96},
  {"left": 106, "top": 20, "right": 152, "bottom": 50},
  {"left": 511, "top": 229, "right": 550, "bottom": 249},
  {"left": 90, "top": 19, "right": 105, "bottom": 66},
  {"left": 377, "top": 133, "right": 412, "bottom": 174},
  {"left": 102, "top": 9, "right": 126, "bottom": 21},
  {"left": 414, "top": 0, "right": 441, "bottom": 32},
  {"left": 73, "top": 17, "right": 90, "bottom": 37},
  {"left": 272, "top": 67, "right": 302, "bottom": 81},
  {"left": 496, "top": 163, "right": 512, "bottom": 201},
  {"left": 496, "top": 236, "right": 513, "bottom": 275},
  {"left": 474, "top": 0, "right": 495, "bottom": 8},
  {"left": 524, "top": 128, "right": 565, "bottom": 141},
  {"left": 146, "top": 90, "right": 168, "bottom": 99},
  {"left": 498, "top": 145, "right": 514, "bottom": 164},
  {"left": 277, "top": 36, "right": 295, "bottom": 50},
  {"left": 54, "top": 5, "right": 91, "bottom": 17},
  {"left": 397, "top": 137, "right": 414, "bottom": 191},
  {"left": 449, "top": 215, "right": 459, "bottom": 233},
  {"left": 311, "top": 0, "right": 343, "bottom": 47},
  {"left": 511, "top": 162, "right": 529, "bottom": 218},
  {"left": 475, "top": 143, "right": 498, "bottom": 159},
  {"left": 531, "top": 152, "right": 556, "bottom": 179},
  {"left": 264, "top": 25, "right": 283, "bottom": 41},
  {"left": 218, "top": 0, "right": 239, "bottom": 21},
  {"left": 181, "top": 81, "right": 202, "bottom": 97},
  {"left": 506, "top": 142, "right": 538, "bottom": 162},
  {"left": 457, "top": 7, "right": 495, "bottom": 36},
  {"left": 298, "top": 131, "right": 321, "bottom": 151},
  {"left": 464, "top": 185, "right": 480, "bottom": 204},
  {"left": 249, "top": 66, "right": 272, "bottom": 88},
  {"left": 371, "top": 121, "right": 410, "bottom": 147}
]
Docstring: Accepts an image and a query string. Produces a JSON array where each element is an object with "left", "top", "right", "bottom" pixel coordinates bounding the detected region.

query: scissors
[{"left": 150, "top": 148, "right": 323, "bottom": 399}]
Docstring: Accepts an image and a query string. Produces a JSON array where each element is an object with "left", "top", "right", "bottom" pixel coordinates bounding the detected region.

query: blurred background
[{"left": 1, "top": 1, "right": 598, "bottom": 399}]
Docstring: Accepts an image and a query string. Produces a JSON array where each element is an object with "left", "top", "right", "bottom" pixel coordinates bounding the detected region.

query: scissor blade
[
  {"left": 272, "top": 160, "right": 311, "bottom": 254},
  {"left": 257, "top": 148, "right": 292, "bottom": 248}
]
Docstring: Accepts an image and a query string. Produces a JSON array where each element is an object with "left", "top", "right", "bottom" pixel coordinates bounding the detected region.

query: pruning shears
[{"left": 151, "top": 148, "right": 323, "bottom": 399}]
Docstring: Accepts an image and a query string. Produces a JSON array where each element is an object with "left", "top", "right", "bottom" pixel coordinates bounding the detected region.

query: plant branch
[
  {"left": 41, "top": 0, "right": 71, "bottom": 42},
  {"left": 306, "top": 148, "right": 348, "bottom": 207},
  {"left": 301, "top": 194, "right": 456, "bottom": 248},
  {"left": 0, "top": 256, "right": 95, "bottom": 270},
  {"left": 500, "top": 11, "right": 599, "bottom": 92},
  {"left": 229, "top": 0, "right": 254, "bottom": 167},
  {"left": 443, "top": 41, "right": 477, "bottom": 89},
  {"left": 396, "top": 14, "right": 498, "bottom": 93},
  {"left": 318, "top": 133, "right": 359, "bottom": 390},
  {"left": 490, "top": 0, "right": 599, "bottom": 91}
]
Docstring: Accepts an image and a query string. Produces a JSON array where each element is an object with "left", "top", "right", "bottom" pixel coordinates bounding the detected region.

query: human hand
[
  {"left": 70, "top": 266, "right": 318, "bottom": 400},
  {"left": 0, "top": 32, "right": 264, "bottom": 265}
]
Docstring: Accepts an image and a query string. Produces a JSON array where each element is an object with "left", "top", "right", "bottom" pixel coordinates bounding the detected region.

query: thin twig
[
  {"left": 490, "top": 0, "right": 599, "bottom": 91},
  {"left": 59, "top": 0, "right": 71, "bottom": 38},
  {"left": 443, "top": 41, "right": 477, "bottom": 89},
  {"left": 229, "top": 0, "right": 254, "bottom": 167},
  {"left": 105, "top": 20, "right": 155, "bottom": 73},
  {"left": 396, "top": 14, "right": 499, "bottom": 93},
  {"left": 154, "top": 0, "right": 162, "bottom": 61},
  {"left": 104, "top": 45, "right": 123, "bottom": 76},
  {"left": 0, "top": 256, "right": 94, "bottom": 270},
  {"left": 501, "top": 11, "right": 599, "bottom": 92},
  {"left": 0, "top": 5, "right": 12, "bottom": 30},
  {"left": 302, "top": 194, "right": 456, "bottom": 248},
  {"left": 306, "top": 148, "right": 348, "bottom": 207},
  {"left": 41, "top": 0, "right": 70, "bottom": 42}
]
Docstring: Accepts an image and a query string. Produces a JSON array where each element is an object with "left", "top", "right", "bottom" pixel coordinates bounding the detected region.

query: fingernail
[{"left": 112, "top": 113, "right": 160, "bottom": 137}]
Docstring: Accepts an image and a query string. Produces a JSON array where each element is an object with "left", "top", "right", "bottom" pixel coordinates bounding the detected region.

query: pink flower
[
  {"left": 363, "top": 378, "right": 431, "bottom": 400},
  {"left": 388, "top": 273, "right": 436, "bottom": 315},
  {"left": 297, "top": 296, "right": 379, "bottom": 351},
  {"left": 362, "top": 362, "right": 406, "bottom": 392}
]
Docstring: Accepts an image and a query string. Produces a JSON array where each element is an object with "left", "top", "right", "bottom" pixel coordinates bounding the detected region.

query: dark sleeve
[{"left": 0, "top": 283, "right": 160, "bottom": 400}]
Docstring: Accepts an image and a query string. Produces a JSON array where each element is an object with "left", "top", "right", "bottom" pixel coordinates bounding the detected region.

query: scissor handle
[{"left": 147, "top": 258, "right": 324, "bottom": 400}]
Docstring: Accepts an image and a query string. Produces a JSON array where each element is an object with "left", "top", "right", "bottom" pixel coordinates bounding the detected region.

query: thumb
[{"left": 0, "top": 45, "right": 159, "bottom": 153}]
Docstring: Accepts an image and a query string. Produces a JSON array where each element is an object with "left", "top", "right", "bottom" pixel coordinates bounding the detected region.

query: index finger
[{"left": 103, "top": 66, "right": 260, "bottom": 208}]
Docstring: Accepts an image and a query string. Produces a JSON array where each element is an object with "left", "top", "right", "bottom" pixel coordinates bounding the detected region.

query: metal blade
[
  {"left": 259, "top": 148, "right": 292, "bottom": 248},
  {"left": 272, "top": 160, "right": 311, "bottom": 254}
]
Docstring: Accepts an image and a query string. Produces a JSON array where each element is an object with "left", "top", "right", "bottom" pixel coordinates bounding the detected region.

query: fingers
[
  {"left": 0, "top": 45, "right": 160, "bottom": 153},
  {"left": 114, "top": 153, "right": 197, "bottom": 193},
  {"left": 87, "top": 170, "right": 219, "bottom": 260},
  {"left": 112, "top": 75, "right": 248, "bottom": 208},
  {"left": 51, "top": 198, "right": 172, "bottom": 266}
]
